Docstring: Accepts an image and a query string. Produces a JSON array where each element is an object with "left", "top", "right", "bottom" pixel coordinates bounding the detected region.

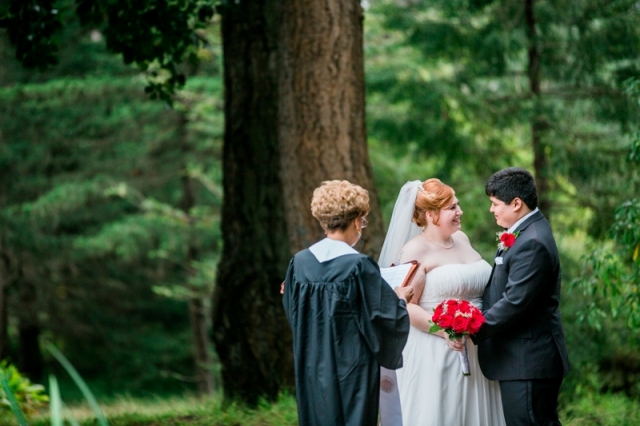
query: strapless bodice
[{"left": 419, "top": 259, "right": 491, "bottom": 311}]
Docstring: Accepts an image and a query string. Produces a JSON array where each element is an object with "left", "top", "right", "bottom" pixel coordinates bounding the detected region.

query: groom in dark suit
[{"left": 472, "top": 167, "right": 570, "bottom": 426}]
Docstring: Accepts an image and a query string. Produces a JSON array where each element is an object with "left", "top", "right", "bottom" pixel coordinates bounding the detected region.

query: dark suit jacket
[{"left": 472, "top": 210, "right": 570, "bottom": 381}]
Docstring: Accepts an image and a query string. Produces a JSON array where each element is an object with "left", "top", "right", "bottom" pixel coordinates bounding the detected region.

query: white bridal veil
[
  {"left": 378, "top": 180, "right": 423, "bottom": 268},
  {"left": 378, "top": 180, "right": 423, "bottom": 426}
]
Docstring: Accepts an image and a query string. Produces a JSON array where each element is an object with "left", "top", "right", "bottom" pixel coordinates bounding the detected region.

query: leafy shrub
[{"left": 0, "top": 361, "right": 48, "bottom": 415}]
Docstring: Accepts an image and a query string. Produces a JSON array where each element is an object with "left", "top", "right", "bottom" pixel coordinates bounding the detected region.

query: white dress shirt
[{"left": 507, "top": 207, "right": 539, "bottom": 233}]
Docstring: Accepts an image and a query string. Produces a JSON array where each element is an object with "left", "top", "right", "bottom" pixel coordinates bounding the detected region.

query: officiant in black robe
[{"left": 282, "top": 180, "right": 412, "bottom": 426}]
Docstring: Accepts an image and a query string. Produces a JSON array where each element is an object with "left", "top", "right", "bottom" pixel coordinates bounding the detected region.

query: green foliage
[
  {"left": 47, "top": 344, "right": 108, "bottom": 426},
  {"left": 0, "top": 0, "right": 220, "bottom": 101},
  {"left": 573, "top": 199, "right": 640, "bottom": 330},
  {"left": 0, "top": 0, "right": 62, "bottom": 70},
  {"left": 0, "top": 74, "right": 224, "bottom": 395},
  {"left": 49, "top": 375, "right": 64, "bottom": 426},
  {"left": 561, "top": 392, "right": 640, "bottom": 426},
  {"left": 0, "top": 361, "right": 48, "bottom": 420},
  {"left": 365, "top": 0, "right": 640, "bottom": 239},
  {"left": 49, "top": 372, "right": 91, "bottom": 426},
  {"left": 572, "top": 76, "right": 640, "bottom": 334}
]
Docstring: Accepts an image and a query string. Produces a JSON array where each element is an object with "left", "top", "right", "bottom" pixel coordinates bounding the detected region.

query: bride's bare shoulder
[
  {"left": 453, "top": 231, "right": 483, "bottom": 259},
  {"left": 403, "top": 234, "right": 427, "bottom": 250},
  {"left": 454, "top": 231, "right": 471, "bottom": 244},
  {"left": 398, "top": 234, "right": 433, "bottom": 262}
]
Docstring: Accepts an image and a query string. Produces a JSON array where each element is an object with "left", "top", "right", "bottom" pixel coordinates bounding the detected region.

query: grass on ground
[
  {"left": 1, "top": 392, "right": 298, "bottom": 426},
  {"left": 1, "top": 389, "right": 639, "bottom": 425}
]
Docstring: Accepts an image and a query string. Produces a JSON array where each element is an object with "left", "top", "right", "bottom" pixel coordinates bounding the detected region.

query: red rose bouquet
[{"left": 430, "top": 299, "right": 485, "bottom": 376}]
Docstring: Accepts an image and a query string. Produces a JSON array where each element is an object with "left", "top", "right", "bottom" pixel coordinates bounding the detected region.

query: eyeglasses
[{"left": 360, "top": 217, "right": 368, "bottom": 229}]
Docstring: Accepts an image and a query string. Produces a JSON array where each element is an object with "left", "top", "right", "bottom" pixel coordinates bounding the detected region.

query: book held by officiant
[{"left": 380, "top": 260, "right": 419, "bottom": 289}]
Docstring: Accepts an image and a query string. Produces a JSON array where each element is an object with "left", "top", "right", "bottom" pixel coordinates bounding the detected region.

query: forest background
[{"left": 0, "top": 0, "right": 639, "bottom": 424}]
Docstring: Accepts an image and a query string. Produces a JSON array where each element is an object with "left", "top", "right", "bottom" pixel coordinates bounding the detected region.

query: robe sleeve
[
  {"left": 282, "top": 257, "right": 295, "bottom": 326},
  {"left": 354, "top": 256, "right": 410, "bottom": 369}
]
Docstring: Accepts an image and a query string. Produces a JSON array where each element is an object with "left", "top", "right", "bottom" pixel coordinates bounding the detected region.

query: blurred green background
[{"left": 0, "top": 0, "right": 639, "bottom": 423}]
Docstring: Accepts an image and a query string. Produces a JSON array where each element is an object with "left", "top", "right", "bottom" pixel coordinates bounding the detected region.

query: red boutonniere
[{"left": 496, "top": 230, "right": 520, "bottom": 251}]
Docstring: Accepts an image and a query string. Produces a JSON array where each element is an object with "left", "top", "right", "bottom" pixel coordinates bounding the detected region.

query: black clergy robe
[{"left": 283, "top": 239, "right": 410, "bottom": 426}]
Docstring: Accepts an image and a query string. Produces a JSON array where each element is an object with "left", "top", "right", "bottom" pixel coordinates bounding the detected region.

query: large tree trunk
[
  {"left": 213, "top": 0, "right": 383, "bottom": 404},
  {"left": 213, "top": 1, "right": 289, "bottom": 405},
  {"left": 277, "top": 1, "right": 384, "bottom": 252},
  {"left": 524, "top": 0, "right": 551, "bottom": 219}
]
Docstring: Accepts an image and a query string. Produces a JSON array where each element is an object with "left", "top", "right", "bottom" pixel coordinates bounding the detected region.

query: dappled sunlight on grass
[{"left": 63, "top": 393, "right": 213, "bottom": 420}]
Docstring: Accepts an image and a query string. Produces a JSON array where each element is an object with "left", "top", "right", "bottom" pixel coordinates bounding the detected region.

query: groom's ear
[{"left": 511, "top": 197, "right": 524, "bottom": 212}]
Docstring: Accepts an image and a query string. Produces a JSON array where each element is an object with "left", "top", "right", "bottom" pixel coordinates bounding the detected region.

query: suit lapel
[
  {"left": 483, "top": 210, "right": 546, "bottom": 311},
  {"left": 499, "top": 210, "right": 544, "bottom": 261},
  {"left": 489, "top": 210, "right": 544, "bottom": 284},
  {"left": 485, "top": 248, "right": 501, "bottom": 292},
  {"left": 486, "top": 212, "right": 542, "bottom": 290}
]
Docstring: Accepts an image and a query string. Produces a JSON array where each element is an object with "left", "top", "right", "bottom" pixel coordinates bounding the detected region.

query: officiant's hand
[{"left": 395, "top": 286, "right": 414, "bottom": 304}]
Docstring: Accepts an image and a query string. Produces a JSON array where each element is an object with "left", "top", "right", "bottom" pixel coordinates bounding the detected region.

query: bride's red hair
[{"left": 413, "top": 178, "right": 455, "bottom": 227}]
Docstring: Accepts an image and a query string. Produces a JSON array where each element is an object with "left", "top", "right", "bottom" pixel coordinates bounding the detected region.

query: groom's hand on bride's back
[{"left": 395, "top": 286, "right": 414, "bottom": 304}]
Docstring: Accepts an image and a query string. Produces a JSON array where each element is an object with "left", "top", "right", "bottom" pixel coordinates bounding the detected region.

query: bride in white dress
[{"left": 378, "top": 179, "right": 505, "bottom": 426}]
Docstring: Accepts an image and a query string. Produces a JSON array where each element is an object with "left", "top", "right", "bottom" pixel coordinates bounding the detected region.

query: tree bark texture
[
  {"left": 277, "top": 0, "right": 384, "bottom": 253},
  {"left": 214, "top": 0, "right": 290, "bottom": 405},
  {"left": 524, "top": 0, "right": 551, "bottom": 219},
  {"left": 214, "top": 0, "right": 382, "bottom": 404}
]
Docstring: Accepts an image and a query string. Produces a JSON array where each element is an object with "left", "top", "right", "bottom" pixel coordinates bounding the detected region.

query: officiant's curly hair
[
  {"left": 311, "top": 180, "right": 370, "bottom": 232},
  {"left": 413, "top": 179, "right": 455, "bottom": 227}
]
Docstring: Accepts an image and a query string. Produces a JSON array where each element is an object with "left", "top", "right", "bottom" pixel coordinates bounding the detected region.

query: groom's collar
[{"left": 507, "top": 208, "right": 539, "bottom": 233}]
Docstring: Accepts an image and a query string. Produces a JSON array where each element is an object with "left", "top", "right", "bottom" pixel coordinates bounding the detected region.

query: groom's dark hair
[{"left": 485, "top": 167, "right": 538, "bottom": 210}]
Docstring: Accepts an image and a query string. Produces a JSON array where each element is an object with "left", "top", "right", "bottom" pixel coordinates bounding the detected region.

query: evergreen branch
[
  {"left": 187, "top": 167, "right": 223, "bottom": 198},
  {"left": 485, "top": 88, "right": 624, "bottom": 103}
]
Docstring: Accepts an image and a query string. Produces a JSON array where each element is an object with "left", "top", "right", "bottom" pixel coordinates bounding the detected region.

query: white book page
[{"left": 380, "top": 263, "right": 414, "bottom": 289}]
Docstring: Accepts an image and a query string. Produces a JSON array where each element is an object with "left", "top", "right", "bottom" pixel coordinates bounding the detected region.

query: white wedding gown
[{"left": 395, "top": 260, "right": 506, "bottom": 426}]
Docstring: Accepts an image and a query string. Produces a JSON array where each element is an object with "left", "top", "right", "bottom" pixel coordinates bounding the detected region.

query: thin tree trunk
[
  {"left": 524, "top": 0, "right": 551, "bottom": 218},
  {"left": 214, "top": 0, "right": 382, "bottom": 405},
  {"left": 179, "top": 112, "right": 215, "bottom": 394},
  {"left": 188, "top": 290, "right": 214, "bottom": 394},
  {"left": 0, "top": 280, "right": 7, "bottom": 360},
  {"left": 17, "top": 267, "right": 42, "bottom": 381},
  {"left": 0, "top": 239, "right": 16, "bottom": 360}
]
